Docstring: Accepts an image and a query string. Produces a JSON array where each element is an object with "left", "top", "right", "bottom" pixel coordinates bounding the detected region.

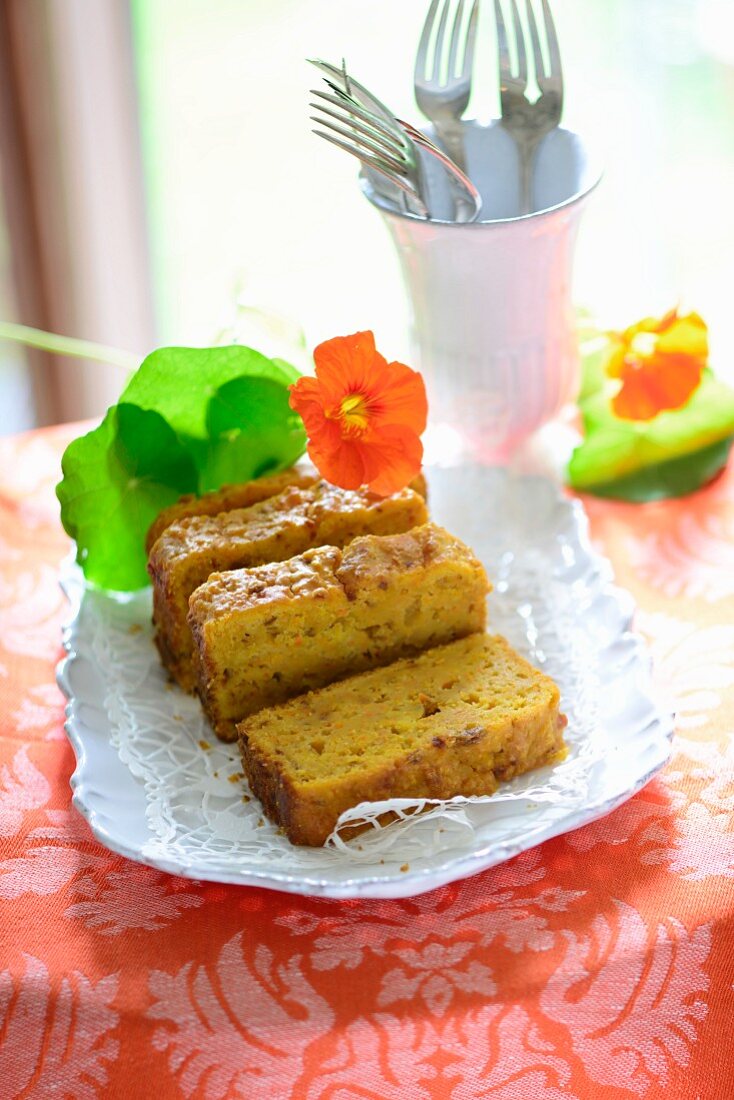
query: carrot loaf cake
[
  {"left": 149, "top": 481, "right": 429, "bottom": 691},
  {"left": 189, "top": 523, "right": 490, "bottom": 741},
  {"left": 145, "top": 467, "right": 318, "bottom": 554},
  {"left": 238, "top": 633, "right": 567, "bottom": 846},
  {"left": 146, "top": 470, "right": 428, "bottom": 553}
]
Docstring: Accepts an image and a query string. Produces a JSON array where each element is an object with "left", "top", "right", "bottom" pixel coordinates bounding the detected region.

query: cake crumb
[
  {"left": 228, "top": 772, "right": 245, "bottom": 783},
  {"left": 128, "top": 624, "right": 143, "bottom": 636},
  {"left": 198, "top": 739, "right": 211, "bottom": 751},
  {"left": 400, "top": 863, "right": 409, "bottom": 872},
  {"left": 419, "top": 693, "right": 440, "bottom": 717}
]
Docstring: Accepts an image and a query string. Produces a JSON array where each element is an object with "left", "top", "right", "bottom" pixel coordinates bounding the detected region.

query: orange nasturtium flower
[
  {"left": 607, "top": 308, "right": 708, "bottom": 421},
  {"left": 289, "top": 331, "right": 428, "bottom": 497}
]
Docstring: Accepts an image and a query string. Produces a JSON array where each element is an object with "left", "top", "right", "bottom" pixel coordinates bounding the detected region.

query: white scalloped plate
[{"left": 57, "top": 467, "right": 673, "bottom": 899}]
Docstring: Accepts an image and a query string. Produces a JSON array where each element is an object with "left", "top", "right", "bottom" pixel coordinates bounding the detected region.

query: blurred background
[{"left": 1, "top": 0, "right": 733, "bottom": 436}]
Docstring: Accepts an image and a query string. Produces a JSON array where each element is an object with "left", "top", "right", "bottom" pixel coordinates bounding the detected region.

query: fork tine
[
  {"left": 310, "top": 59, "right": 411, "bottom": 140},
  {"left": 309, "top": 99, "right": 406, "bottom": 159},
  {"left": 524, "top": 0, "right": 545, "bottom": 79},
  {"left": 460, "top": 0, "right": 480, "bottom": 80},
  {"left": 310, "top": 109, "right": 406, "bottom": 165},
  {"left": 447, "top": 0, "right": 467, "bottom": 78},
  {"left": 312, "top": 129, "right": 428, "bottom": 215},
  {"left": 308, "top": 103, "right": 404, "bottom": 160},
  {"left": 340, "top": 57, "right": 352, "bottom": 97},
  {"left": 312, "top": 129, "right": 408, "bottom": 179},
  {"left": 311, "top": 89, "right": 405, "bottom": 146},
  {"left": 493, "top": 0, "right": 513, "bottom": 85},
  {"left": 508, "top": 0, "right": 528, "bottom": 83},
  {"left": 415, "top": 0, "right": 440, "bottom": 80},
  {"left": 321, "top": 77, "right": 381, "bottom": 117},
  {"left": 311, "top": 117, "right": 407, "bottom": 173},
  {"left": 540, "top": 0, "right": 563, "bottom": 83},
  {"left": 431, "top": 0, "right": 452, "bottom": 84},
  {"left": 396, "top": 118, "right": 423, "bottom": 140}
]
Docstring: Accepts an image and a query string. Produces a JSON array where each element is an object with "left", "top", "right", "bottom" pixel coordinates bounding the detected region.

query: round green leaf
[
  {"left": 200, "top": 375, "right": 307, "bottom": 492},
  {"left": 57, "top": 343, "right": 308, "bottom": 591},
  {"left": 57, "top": 404, "right": 198, "bottom": 590},
  {"left": 575, "top": 437, "right": 732, "bottom": 501},
  {"left": 121, "top": 345, "right": 300, "bottom": 441}
]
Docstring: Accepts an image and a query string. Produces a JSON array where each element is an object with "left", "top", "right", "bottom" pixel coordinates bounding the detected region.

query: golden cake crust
[
  {"left": 189, "top": 523, "right": 490, "bottom": 741},
  {"left": 146, "top": 470, "right": 428, "bottom": 554},
  {"left": 145, "top": 468, "right": 318, "bottom": 554},
  {"left": 149, "top": 481, "right": 429, "bottom": 691},
  {"left": 238, "top": 634, "right": 566, "bottom": 846}
]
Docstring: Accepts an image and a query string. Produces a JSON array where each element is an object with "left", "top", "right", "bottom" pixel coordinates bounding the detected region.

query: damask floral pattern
[
  {"left": 0, "top": 425, "right": 732, "bottom": 1099},
  {"left": 0, "top": 956, "right": 119, "bottom": 1099},
  {"left": 148, "top": 938, "right": 335, "bottom": 1099},
  {"left": 0, "top": 748, "right": 51, "bottom": 839},
  {"left": 539, "top": 903, "right": 711, "bottom": 1094}
]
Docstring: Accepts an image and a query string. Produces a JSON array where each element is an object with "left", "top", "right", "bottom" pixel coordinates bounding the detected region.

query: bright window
[{"left": 132, "top": 0, "right": 734, "bottom": 379}]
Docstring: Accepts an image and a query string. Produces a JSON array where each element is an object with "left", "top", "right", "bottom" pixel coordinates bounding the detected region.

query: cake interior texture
[
  {"left": 189, "top": 523, "right": 490, "bottom": 741},
  {"left": 239, "top": 633, "right": 566, "bottom": 846},
  {"left": 148, "top": 481, "right": 429, "bottom": 692}
]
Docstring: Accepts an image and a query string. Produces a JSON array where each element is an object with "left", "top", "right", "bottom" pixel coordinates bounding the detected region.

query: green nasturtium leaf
[
  {"left": 57, "top": 344, "right": 308, "bottom": 591},
  {"left": 200, "top": 375, "right": 307, "bottom": 491},
  {"left": 576, "top": 343, "right": 612, "bottom": 404},
  {"left": 121, "top": 345, "right": 299, "bottom": 441},
  {"left": 572, "top": 438, "right": 732, "bottom": 501},
  {"left": 57, "top": 404, "right": 198, "bottom": 590}
]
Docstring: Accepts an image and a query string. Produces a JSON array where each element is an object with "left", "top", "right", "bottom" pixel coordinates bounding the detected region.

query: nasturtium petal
[
  {"left": 57, "top": 404, "right": 198, "bottom": 591},
  {"left": 655, "top": 311, "right": 708, "bottom": 359}
]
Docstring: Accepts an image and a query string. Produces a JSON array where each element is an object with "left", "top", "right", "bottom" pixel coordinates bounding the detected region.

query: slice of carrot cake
[
  {"left": 149, "top": 481, "right": 429, "bottom": 692},
  {"left": 238, "top": 633, "right": 567, "bottom": 846},
  {"left": 145, "top": 467, "right": 318, "bottom": 554},
  {"left": 189, "top": 523, "right": 490, "bottom": 741},
  {"left": 146, "top": 470, "right": 428, "bottom": 554}
]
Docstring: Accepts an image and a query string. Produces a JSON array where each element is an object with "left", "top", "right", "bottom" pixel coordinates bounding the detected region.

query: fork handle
[
  {"left": 514, "top": 132, "right": 543, "bottom": 216},
  {"left": 432, "top": 121, "right": 468, "bottom": 175}
]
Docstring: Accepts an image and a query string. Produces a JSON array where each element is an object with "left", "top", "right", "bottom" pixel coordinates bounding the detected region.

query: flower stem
[{"left": 0, "top": 321, "right": 138, "bottom": 372}]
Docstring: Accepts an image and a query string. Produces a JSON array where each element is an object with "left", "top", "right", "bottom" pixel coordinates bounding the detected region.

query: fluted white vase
[{"left": 363, "top": 122, "right": 601, "bottom": 462}]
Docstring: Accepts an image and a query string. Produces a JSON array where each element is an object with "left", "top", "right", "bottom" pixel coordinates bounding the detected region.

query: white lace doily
[{"left": 58, "top": 467, "right": 673, "bottom": 898}]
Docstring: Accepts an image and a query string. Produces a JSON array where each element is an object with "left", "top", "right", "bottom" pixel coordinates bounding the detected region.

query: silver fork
[
  {"left": 414, "top": 0, "right": 480, "bottom": 174},
  {"left": 309, "top": 58, "right": 426, "bottom": 215},
  {"left": 397, "top": 119, "right": 482, "bottom": 222},
  {"left": 310, "top": 61, "right": 481, "bottom": 222},
  {"left": 494, "top": 0, "right": 563, "bottom": 215},
  {"left": 310, "top": 87, "right": 429, "bottom": 218}
]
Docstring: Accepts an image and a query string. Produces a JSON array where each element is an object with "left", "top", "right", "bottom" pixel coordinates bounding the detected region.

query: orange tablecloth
[{"left": 1, "top": 424, "right": 732, "bottom": 1100}]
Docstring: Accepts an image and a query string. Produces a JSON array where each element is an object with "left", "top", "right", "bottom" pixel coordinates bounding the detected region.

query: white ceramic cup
[{"left": 363, "top": 122, "right": 602, "bottom": 463}]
